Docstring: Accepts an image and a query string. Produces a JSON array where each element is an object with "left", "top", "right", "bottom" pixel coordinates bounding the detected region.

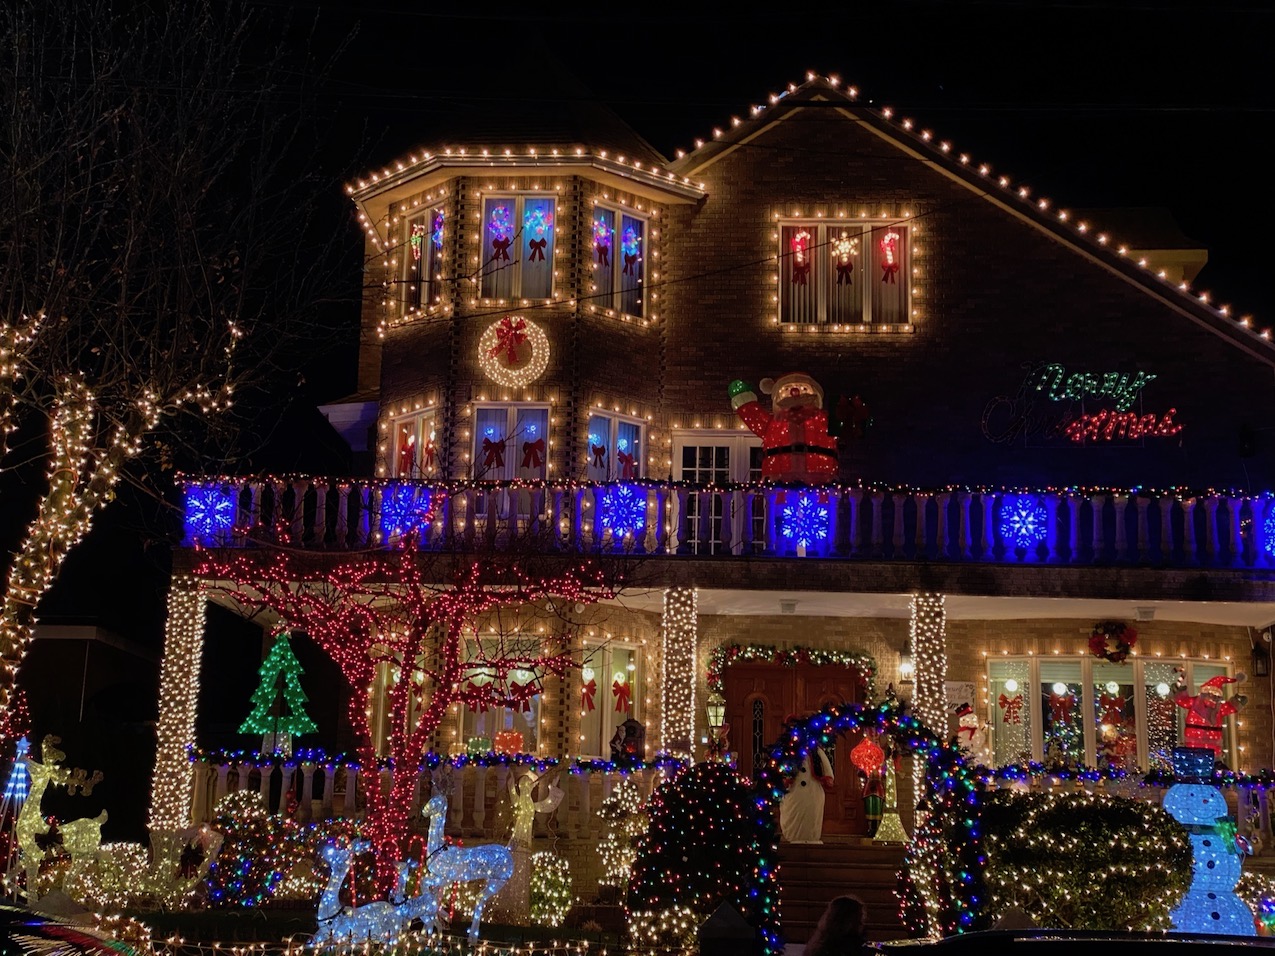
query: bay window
[{"left": 481, "top": 195, "right": 556, "bottom": 300}]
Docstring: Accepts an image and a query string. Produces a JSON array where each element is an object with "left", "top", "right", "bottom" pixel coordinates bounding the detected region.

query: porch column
[
  {"left": 909, "top": 592, "right": 948, "bottom": 740},
  {"left": 148, "top": 574, "right": 207, "bottom": 832},
  {"left": 660, "top": 587, "right": 697, "bottom": 759}
]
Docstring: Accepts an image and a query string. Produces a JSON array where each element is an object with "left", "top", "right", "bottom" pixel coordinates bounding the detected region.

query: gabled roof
[{"left": 667, "top": 73, "right": 1275, "bottom": 364}]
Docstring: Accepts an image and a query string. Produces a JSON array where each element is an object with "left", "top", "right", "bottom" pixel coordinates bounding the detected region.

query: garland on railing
[
  {"left": 188, "top": 745, "right": 685, "bottom": 776},
  {"left": 706, "top": 643, "right": 877, "bottom": 701},
  {"left": 177, "top": 473, "right": 1275, "bottom": 502},
  {"left": 984, "top": 761, "right": 1275, "bottom": 792}
]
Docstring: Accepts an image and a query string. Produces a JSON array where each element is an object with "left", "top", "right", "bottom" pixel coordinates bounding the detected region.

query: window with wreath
[
  {"left": 586, "top": 412, "right": 644, "bottom": 481},
  {"left": 590, "top": 206, "right": 645, "bottom": 317},
  {"left": 390, "top": 409, "right": 439, "bottom": 478},
  {"left": 576, "top": 643, "right": 643, "bottom": 757},
  {"left": 403, "top": 207, "right": 444, "bottom": 315},
  {"left": 778, "top": 221, "right": 909, "bottom": 326},
  {"left": 988, "top": 656, "right": 1240, "bottom": 772},
  {"left": 481, "top": 195, "right": 556, "bottom": 300}
]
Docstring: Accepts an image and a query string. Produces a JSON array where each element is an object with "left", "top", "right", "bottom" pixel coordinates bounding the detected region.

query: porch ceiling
[{"left": 607, "top": 589, "right": 1275, "bottom": 627}]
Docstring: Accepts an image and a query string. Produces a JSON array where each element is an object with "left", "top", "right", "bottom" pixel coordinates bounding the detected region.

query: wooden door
[{"left": 722, "top": 660, "right": 867, "bottom": 836}]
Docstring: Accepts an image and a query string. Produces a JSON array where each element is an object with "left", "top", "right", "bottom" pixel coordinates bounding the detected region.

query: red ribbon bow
[
  {"left": 612, "top": 679, "right": 632, "bottom": 713},
  {"left": 591, "top": 444, "right": 607, "bottom": 468},
  {"left": 623, "top": 252, "right": 638, "bottom": 276},
  {"left": 528, "top": 238, "right": 547, "bottom": 261},
  {"left": 581, "top": 678, "right": 596, "bottom": 713},
  {"left": 792, "top": 260, "right": 812, "bottom": 285},
  {"left": 521, "top": 438, "right": 544, "bottom": 469},
  {"left": 492, "top": 236, "right": 512, "bottom": 261},
  {"left": 1049, "top": 692, "right": 1074, "bottom": 725},
  {"left": 998, "top": 693, "right": 1023, "bottom": 724},
  {"left": 482, "top": 437, "right": 506, "bottom": 470},
  {"left": 508, "top": 681, "right": 536, "bottom": 712},
  {"left": 835, "top": 260, "right": 854, "bottom": 285},
  {"left": 466, "top": 681, "right": 490, "bottom": 712},
  {"left": 487, "top": 316, "right": 527, "bottom": 365},
  {"left": 1098, "top": 693, "right": 1125, "bottom": 726},
  {"left": 596, "top": 242, "right": 610, "bottom": 266},
  {"left": 617, "top": 450, "right": 636, "bottom": 479}
]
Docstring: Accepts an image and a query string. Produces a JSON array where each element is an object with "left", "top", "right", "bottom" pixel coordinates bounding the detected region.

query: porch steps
[{"left": 778, "top": 840, "right": 909, "bottom": 944}]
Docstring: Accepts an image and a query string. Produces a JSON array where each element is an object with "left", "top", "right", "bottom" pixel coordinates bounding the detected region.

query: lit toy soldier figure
[{"left": 1173, "top": 670, "right": 1247, "bottom": 763}]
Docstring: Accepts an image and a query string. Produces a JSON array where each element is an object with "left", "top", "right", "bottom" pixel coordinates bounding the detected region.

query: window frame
[
  {"left": 986, "top": 655, "right": 1239, "bottom": 771},
  {"left": 576, "top": 641, "right": 645, "bottom": 758},
  {"left": 479, "top": 193, "right": 558, "bottom": 302},
  {"left": 585, "top": 410, "right": 646, "bottom": 481},
  {"left": 470, "top": 402, "right": 551, "bottom": 482},
  {"left": 389, "top": 408, "right": 439, "bottom": 479},
  {"left": 670, "top": 429, "right": 764, "bottom": 555},
  {"left": 589, "top": 202, "right": 647, "bottom": 320},
  {"left": 776, "top": 219, "right": 911, "bottom": 328}
]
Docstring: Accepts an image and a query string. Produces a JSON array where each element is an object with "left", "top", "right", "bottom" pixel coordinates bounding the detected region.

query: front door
[{"left": 723, "top": 660, "right": 868, "bottom": 836}]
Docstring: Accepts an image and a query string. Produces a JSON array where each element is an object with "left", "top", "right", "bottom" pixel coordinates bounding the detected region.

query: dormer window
[
  {"left": 481, "top": 195, "right": 556, "bottom": 300},
  {"left": 590, "top": 206, "right": 645, "bottom": 318},
  {"left": 404, "top": 208, "right": 443, "bottom": 316},
  {"left": 778, "top": 221, "right": 909, "bottom": 326}
]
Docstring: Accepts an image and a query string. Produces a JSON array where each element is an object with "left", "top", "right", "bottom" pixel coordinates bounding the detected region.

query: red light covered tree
[{"left": 193, "top": 535, "right": 624, "bottom": 894}]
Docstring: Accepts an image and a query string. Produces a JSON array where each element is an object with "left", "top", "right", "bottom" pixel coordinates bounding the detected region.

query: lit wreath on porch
[
  {"left": 1089, "top": 620, "right": 1138, "bottom": 664},
  {"left": 478, "top": 315, "right": 549, "bottom": 387}
]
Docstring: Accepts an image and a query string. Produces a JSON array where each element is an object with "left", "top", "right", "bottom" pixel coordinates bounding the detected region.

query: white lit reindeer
[
  {"left": 419, "top": 783, "right": 514, "bottom": 943},
  {"left": 313, "top": 839, "right": 437, "bottom": 949}
]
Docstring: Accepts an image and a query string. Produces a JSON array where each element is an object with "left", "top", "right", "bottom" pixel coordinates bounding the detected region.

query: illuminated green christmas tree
[{"left": 239, "top": 630, "right": 317, "bottom": 756}]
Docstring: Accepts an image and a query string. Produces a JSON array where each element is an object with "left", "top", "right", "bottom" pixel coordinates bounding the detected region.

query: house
[{"left": 157, "top": 74, "right": 1275, "bottom": 907}]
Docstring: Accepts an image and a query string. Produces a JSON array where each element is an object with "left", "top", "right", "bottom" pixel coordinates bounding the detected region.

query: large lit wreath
[
  {"left": 1089, "top": 620, "right": 1137, "bottom": 664},
  {"left": 478, "top": 315, "right": 549, "bottom": 387}
]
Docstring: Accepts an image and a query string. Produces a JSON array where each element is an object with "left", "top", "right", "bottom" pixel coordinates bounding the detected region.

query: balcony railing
[{"left": 180, "top": 477, "right": 1275, "bottom": 568}]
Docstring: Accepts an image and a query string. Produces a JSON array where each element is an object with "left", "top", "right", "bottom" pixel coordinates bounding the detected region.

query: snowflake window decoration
[
  {"left": 999, "top": 495, "right": 1047, "bottom": 550},
  {"left": 379, "top": 483, "right": 433, "bottom": 543},
  {"left": 780, "top": 492, "right": 830, "bottom": 550},
  {"left": 1263, "top": 513, "right": 1275, "bottom": 559},
  {"left": 184, "top": 484, "right": 236, "bottom": 544},
  {"left": 601, "top": 484, "right": 646, "bottom": 539}
]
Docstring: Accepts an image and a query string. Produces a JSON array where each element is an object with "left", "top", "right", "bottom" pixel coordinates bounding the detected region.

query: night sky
[{"left": 6, "top": 0, "right": 1273, "bottom": 835}]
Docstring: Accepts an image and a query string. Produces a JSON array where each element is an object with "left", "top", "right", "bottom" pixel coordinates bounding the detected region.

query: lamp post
[{"left": 705, "top": 691, "right": 729, "bottom": 760}]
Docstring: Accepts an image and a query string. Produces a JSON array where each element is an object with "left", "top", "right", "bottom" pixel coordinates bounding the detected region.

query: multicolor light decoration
[
  {"left": 183, "top": 484, "right": 237, "bottom": 544},
  {"left": 780, "top": 491, "right": 830, "bottom": 551},
  {"left": 620, "top": 224, "right": 641, "bottom": 275},
  {"left": 238, "top": 629, "right": 318, "bottom": 755},
  {"left": 600, "top": 484, "right": 646, "bottom": 539},
  {"left": 597, "top": 777, "right": 647, "bottom": 889},
  {"left": 660, "top": 588, "right": 697, "bottom": 760},
  {"left": 999, "top": 495, "right": 1047, "bottom": 551},
  {"left": 431, "top": 210, "right": 445, "bottom": 250},
  {"left": 409, "top": 221, "right": 426, "bottom": 261},
  {"left": 477, "top": 315, "right": 550, "bottom": 387},
  {"left": 1163, "top": 746, "right": 1256, "bottom": 935},
  {"left": 149, "top": 577, "right": 206, "bottom": 832},
  {"left": 879, "top": 229, "right": 901, "bottom": 283},
  {"left": 761, "top": 701, "right": 983, "bottom": 944},
  {"left": 593, "top": 216, "right": 612, "bottom": 265},
  {"left": 706, "top": 643, "right": 876, "bottom": 701},
  {"left": 628, "top": 761, "right": 779, "bottom": 952},
  {"left": 2, "top": 735, "right": 30, "bottom": 805},
  {"left": 790, "top": 229, "right": 812, "bottom": 285},
  {"left": 488, "top": 203, "right": 514, "bottom": 262},
  {"left": 379, "top": 482, "right": 434, "bottom": 542}
]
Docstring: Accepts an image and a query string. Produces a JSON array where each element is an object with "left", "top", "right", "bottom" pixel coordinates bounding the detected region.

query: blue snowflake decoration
[
  {"left": 780, "top": 493, "right": 830, "bottom": 550},
  {"left": 601, "top": 484, "right": 646, "bottom": 538},
  {"left": 184, "top": 484, "right": 236, "bottom": 544},
  {"left": 1263, "top": 513, "right": 1275, "bottom": 558},
  {"left": 380, "top": 483, "right": 433, "bottom": 542},
  {"left": 999, "top": 495, "right": 1047, "bottom": 550}
]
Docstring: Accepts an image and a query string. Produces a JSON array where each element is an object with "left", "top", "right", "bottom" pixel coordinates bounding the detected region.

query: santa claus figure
[
  {"left": 1174, "top": 671, "right": 1248, "bottom": 759},
  {"left": 728, "top": 373, "right": 840, "bottom": 483}
]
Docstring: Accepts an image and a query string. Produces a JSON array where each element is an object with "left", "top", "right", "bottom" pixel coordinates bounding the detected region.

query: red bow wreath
[
  {"left": 999, "top": 693, "right": 1023, "bottom": 724},
  {"left": 521, "top": 438, "right": 544, "bottom": 469},
  {"left": 580, "top": 678, "right": 597, "bottom": 713},
  {"left": 1088, "top": 620, "right": 1137, "bottom": 664},
  {"left": 481, "top": 437, "right": 506, "bottom": 470},
  {"left": 617, "top": 450, "right": 636, "bottom": 479},
  {"left": 612, "top": 679, "right": 632, "bottom": 713},
  {"left": 487, "top": 316, "right": 528, "bottom": 365}
]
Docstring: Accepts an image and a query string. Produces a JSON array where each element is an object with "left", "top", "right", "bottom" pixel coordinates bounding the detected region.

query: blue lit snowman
[{"left": 1161, "top": 746, "right": 1256, "bottom": 936}]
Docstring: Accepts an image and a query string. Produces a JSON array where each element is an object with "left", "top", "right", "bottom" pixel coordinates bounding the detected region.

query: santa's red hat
[{"left": 1201, "top": 673, "right": 1245, "bottom": 694}]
